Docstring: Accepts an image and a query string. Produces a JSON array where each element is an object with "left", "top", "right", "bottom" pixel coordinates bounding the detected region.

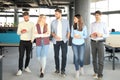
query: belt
[
  {"left": 91, "top": 39, "right": 105, "bottom": 42},
  {"left": 20, "top": 40, "right": 31, "bottom": 42}
]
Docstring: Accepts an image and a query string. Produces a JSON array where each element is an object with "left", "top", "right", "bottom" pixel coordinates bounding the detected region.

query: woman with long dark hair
[{"left": 71, "top": 14, "right": 87, "bottom": 79}]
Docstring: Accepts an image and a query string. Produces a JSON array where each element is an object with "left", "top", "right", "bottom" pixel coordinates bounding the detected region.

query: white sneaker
[
  {"left": 98, "top": 77, "right": 102, "bottom": 80},
  {"left": 93, "top": 73, "right": 98, "bottom": 79},
  {"left": 75, "top": 71, "right": 79, "bottom": 79},
  {"left": 24, "top": 67, "right": 31, "bottom": 73},
  {"left": 80, "top": 67, "right": 84, "bottom": 75},
  {"left": 16, "top": 70, "right": 22, "bottom": 76}
]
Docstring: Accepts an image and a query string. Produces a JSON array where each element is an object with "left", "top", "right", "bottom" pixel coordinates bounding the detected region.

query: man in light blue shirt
[
  {"left": 90, "top": 10, "right": 109, "bottom": 80},
  {"left": 51, "top": 8, "right": 70, "bottom": 77}
]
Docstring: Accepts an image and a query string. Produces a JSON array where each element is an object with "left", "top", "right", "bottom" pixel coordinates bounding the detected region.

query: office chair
[{"left": 104, "top": 47, "right": 120, "bottom": 61}]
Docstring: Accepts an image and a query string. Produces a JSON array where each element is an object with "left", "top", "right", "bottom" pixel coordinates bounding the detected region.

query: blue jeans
[
  {"left": 36, "top": 39, "right": 49, "bottom": 58},
  {"left": 72, "top": 43, "right": 85, "bottom": 71}
]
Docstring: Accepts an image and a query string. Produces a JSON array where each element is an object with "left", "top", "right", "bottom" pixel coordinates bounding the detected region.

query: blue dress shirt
[
  {"left": 71, "top": 25, "right": 87, "bottom": 45},
  {"left": 51, "top": 18, "right": 70, "bottom": 44}
]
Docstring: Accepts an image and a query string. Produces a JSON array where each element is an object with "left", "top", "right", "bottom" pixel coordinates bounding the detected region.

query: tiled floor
[{"left": 2, "top": 43, "right": 120, "bottom": 80}]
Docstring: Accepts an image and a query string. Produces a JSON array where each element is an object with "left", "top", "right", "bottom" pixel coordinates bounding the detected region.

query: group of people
[{"left": 16, "top": 8, "right": 109, "bottom": 80}]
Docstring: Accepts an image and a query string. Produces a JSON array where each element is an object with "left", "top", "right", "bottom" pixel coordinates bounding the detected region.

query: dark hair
[
  {"left": 23, "top": 11, "right": 29, "bottom": 16},
  {"left": 74, "top": 14, "right": 81, "bottom": 19},
  {"left": 55, "top": 8, "right": 62, "bottom": 13},
  {"left": 95, "top": 10, "right": 102, "bottom": 15},
  {"left": 111, "top": 28, "right": 115, "bottom": 32},
  {"left": 73, "top": 14, "right": 84, "bottom": 31}
]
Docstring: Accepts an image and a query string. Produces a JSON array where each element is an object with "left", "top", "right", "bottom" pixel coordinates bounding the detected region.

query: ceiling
[{"left": 0, "top": 0, "right": 105, "bottom": 10}]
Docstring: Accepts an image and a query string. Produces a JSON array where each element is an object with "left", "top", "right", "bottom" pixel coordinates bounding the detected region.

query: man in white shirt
[
  {"left": 16, "top": 12, "right": 34, "bottom": 76},
  {"left": 90, "top": 10, "right": 109, "bottom": 80},
  {"left": 51, "top": 8, "right": 70, "bottom": 77}
]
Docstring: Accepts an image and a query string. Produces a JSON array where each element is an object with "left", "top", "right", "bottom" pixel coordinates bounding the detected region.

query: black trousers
[
  {"left": 18, "top": 40, "right": 32, "bottom": 70},
  {"left": 53, "top": 41, "right": 67, "bottom": 72}
]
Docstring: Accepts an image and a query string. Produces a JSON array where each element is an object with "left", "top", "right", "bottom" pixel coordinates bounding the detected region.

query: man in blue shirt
[{"left": 51, "top": 8, "right": 70, "bottom": 77}]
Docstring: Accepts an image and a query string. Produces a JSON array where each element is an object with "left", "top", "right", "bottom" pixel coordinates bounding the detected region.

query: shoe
[
  {"left": 93, "top": 73, "right": 98, "bottom": 79},
  {"left": 61, "top": 71, "right": 66, "bottom": 77},
  {"left": 98, "top": 77, "right": 102, "bottom": 80},
  {"left": 80, "top": 67, "right": 84, "bottom": 75},
  {"left": 40, "top": 73, "right": 44, "bottom": 78},
  {"left": 25, "top": 67, "right": 31, "bottom": 73},
  {"left": 16, "top": 70, "right": 22, "bottom": 76},
  {"left": 75, "top": 71, "right": 79, "bottom": 79},
  {"left": 54, "top": 70, "right": 60, "bottom": 74}
]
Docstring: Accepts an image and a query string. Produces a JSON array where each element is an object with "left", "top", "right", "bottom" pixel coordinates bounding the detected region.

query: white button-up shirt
[{"left": 90, "top": 21, "right": 109, "bottom": 41}]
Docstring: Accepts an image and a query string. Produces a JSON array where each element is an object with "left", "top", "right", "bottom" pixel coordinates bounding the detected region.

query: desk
[
  {"left": 0, "top": 55, "right": 3, "bottom": 80},
  {"left": 0, "top": 43, "right": 19, "bottom": 47},
  {"left": 104, "top": 43, "right": 120, "bottom": 70},
  {"left": 0, "top": 43, "right": 33, "bottom": 80},
  {"left": 0, "top": 43, "right": 33, "bottom": 58},
  {"left": 0, "top": 43, "right": 19, "bottom": 55},
  {"left": 0, "top": 43, "right": 19, "bottom": 80}
]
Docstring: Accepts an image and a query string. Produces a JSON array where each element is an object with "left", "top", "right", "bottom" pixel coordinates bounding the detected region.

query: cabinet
[
  {"left": 0, "top": 27, "right": 20, "bottom": 43},
  {"left": 0, "top": 27, "right": 17, "bottom": 33}
]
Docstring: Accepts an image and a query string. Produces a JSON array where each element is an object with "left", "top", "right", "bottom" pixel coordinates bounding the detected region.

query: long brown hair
[{"left": 73, "top": 14, "right": 84, "bottom": 31}]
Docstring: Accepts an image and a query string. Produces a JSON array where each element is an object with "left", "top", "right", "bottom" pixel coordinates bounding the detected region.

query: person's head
[
  {"left": 74, "top": 14, "right": 83, "bottom": 23},
  {"left": 111, "top": 28, "right": 115, "bottom": 32},
  {"left": 23, "top": 11, "right": 29, "bottom": 22},
  {"left": 37, "top": 14, "right": 46, "bottom": 24},
  {"left": 55, "top": 8, "right": 62, "bottom": 20},
  {"left": 73, "top": 14, "right": 84, "bottom": 31},
  {"left": 94, "top": 10, "right": 102, "bottom": 21}
]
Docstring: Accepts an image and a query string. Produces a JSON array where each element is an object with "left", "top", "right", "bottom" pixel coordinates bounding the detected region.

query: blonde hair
[{"left": 37, "top": 14, "right": 46, "bottom": 24}]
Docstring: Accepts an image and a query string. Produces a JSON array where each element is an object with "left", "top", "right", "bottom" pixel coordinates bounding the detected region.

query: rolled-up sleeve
[
  {"left": 17, "top": 23, "right": 21, "bottom": 35},
  {"left": 71, "top": 26, "right": 74, "bottom": 38},
  {"left": 83, "top": 26, "right": 88, "bottom": 39},
  {"left": 67, "top": 20, "right": 70, "bottom": 33},
  {"left": 103, "top": 23, "right": 109, "bottom": 38}
]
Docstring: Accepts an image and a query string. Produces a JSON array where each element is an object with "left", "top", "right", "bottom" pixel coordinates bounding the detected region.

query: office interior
[{"left": 0, "top": 0, "right": 120, "bottom": 80}]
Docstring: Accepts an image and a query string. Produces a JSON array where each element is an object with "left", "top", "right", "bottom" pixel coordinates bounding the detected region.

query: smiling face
[
  {"left": 23, "top": 15, "right": 29, "bottom": 22},
  {"left": 38, "top": 15, "right": 46, "bottom": 23},
  {"left": 74, "top": 17, "right": 79, "bottom": 23},
  {"left": 55, "top": 11, "right": 61, "bottom": 20},
  {"left": 95, "top": 13, "right": 101, "bottom": 21}
]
